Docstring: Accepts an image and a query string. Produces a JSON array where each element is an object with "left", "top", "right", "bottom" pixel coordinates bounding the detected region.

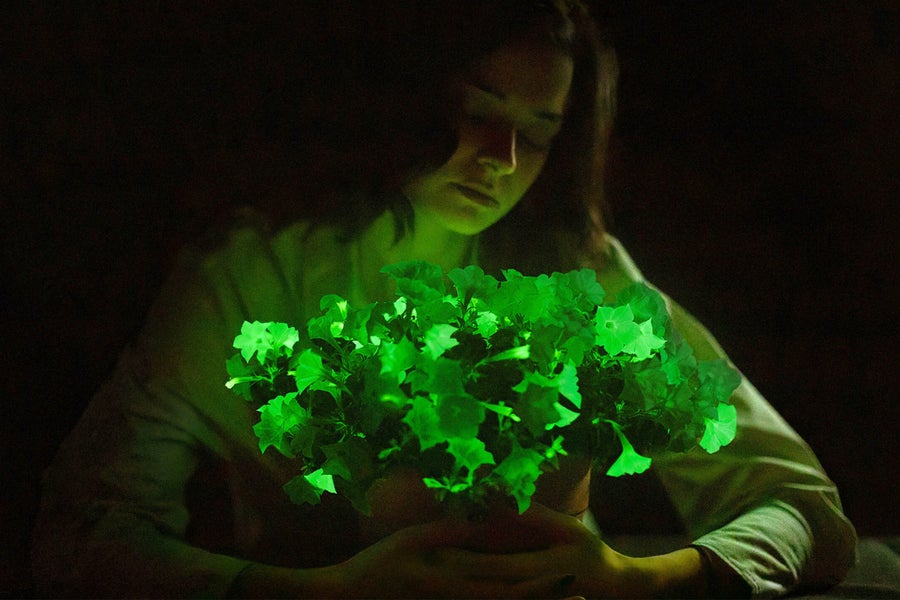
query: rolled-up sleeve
[
  {"left": 602, "top": 236, "right": 858, "bottom": 597},
  {"left": 654, "top": 337, "right": 858, "bottom": 597}
]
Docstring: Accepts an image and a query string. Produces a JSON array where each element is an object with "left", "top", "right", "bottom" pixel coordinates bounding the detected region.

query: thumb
[
  {"left": 514, "top": 501, "right": 586, "bottom": 542},
  {"left": 394, "top": 514, "right": 480, "bottom": 549}
]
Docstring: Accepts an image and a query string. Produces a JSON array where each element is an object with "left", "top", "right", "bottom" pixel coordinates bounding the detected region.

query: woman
[{"left": 31, "top": 2, "right": 856, "bottom": 597}]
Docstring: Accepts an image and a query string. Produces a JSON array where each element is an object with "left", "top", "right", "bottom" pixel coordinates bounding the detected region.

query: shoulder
[
  {"left": 186, "top": 209, "right": 347, "bottom": 314},
  {"left": 594, "top": 234, "right": 727, "bottom": 362},
  {"left": 191, "top": 208, "right": 312, "bottom": 280},
  {"left": 132, "top": 210, "right": 346, "bottom": 410},
  {"left": 141, "top": 210, "right": 337, "bottom": 356},
  {"left": 595, "top": 233, "right": 645, "bottom": 300}
]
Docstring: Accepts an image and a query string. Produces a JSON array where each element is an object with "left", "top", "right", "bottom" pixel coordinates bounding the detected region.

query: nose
[{"left": 475, "top": 121, "right": 517, "bottom": 175}]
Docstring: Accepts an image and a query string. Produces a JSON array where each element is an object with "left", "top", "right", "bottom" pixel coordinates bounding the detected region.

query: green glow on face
[{"left": 227, "top": 261, "right": 740, "bottom": 514}]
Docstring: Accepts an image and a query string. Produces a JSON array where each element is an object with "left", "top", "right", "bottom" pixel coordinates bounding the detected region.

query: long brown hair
[{"left": 265, "top": 2, "right": 616, "bottom": 274}]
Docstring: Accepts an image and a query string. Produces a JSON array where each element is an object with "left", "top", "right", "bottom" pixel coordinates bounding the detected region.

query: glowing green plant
[{"left": 226, "top": 262, "right": 739, "bottom": 514}]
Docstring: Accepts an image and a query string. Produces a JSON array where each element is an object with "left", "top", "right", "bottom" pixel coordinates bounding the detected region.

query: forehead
[{"left": 468, "top": 39, "right": 574, "bottom": 113}]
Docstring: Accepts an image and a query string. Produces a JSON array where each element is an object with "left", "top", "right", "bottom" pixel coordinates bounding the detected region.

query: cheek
[
  {"left": 451, "top": 129, "right": 482, "bottom": 164},
  {"left": 510, "top": 154, "right": 549, "bottom": 196},
  {"left": 526, "top": 153, "right": 549, "bottom": 182}
]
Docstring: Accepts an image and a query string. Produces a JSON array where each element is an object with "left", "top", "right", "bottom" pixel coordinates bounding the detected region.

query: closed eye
[{"left": 518, "top": 134, "right": 550, "bottom": 152}]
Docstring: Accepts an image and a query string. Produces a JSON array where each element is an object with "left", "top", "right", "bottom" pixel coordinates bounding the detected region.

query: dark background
[{"left": 3, "top": 2, "right": 897, "bottom": 596}]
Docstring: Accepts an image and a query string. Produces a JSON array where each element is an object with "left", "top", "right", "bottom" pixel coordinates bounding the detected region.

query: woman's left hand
[
  {"left": 431, "top": 502, "right": 631, "bottom": 598},
  {"left": 433, "top": 502, "right": 710, "bottom": 599}
]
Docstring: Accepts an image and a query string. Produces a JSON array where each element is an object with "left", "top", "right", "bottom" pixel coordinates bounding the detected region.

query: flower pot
[
  {"left": 357, "top": 455, "right": 592, "bottom": 548},
  {"left": 358, "top": 465, "right": 444, "bottom": 545}
]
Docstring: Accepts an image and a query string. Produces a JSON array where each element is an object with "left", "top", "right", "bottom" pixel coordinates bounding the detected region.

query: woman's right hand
[
  {"left": 229, "top": 515, "right": 569, "bottom": 598},
  {"left": 327, "top": 516, "right": 575, "bottom": 599}
]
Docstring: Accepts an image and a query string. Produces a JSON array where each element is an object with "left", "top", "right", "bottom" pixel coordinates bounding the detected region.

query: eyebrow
[{"left": 472, "top": 81, "right": 564, "bottom": 124}]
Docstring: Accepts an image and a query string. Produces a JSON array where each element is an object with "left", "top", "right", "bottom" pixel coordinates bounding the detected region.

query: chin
[
  {"left": 446, "top": 220, "right": 492, "bottom": 236},
  {"left": 446, "top": 215, "right": 501, "bottom": 237},
  {"left": 421, "top": 205, "right": 499, "bottom": 237}
]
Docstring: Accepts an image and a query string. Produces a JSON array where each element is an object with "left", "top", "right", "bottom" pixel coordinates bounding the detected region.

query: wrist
[
  {"left": 617, "top": 546, "right": 749, "bottom": 599},
  {"left": 691, "top": 544, "right": 752, "bottom": 598},
  {"left": 614, "top": 547, "right": 708, "bottom": 599}
]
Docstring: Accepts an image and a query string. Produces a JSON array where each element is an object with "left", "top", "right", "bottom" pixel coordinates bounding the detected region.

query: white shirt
[{"left": 31, "top": 214, "right": 857, "bottom": 597}]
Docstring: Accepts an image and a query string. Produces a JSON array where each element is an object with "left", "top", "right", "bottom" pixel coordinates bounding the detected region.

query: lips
[{"left": 451, "top": 183, "right": 500, "bottom": 208}]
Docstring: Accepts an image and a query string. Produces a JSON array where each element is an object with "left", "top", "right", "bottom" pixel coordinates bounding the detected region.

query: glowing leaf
[
  {"left": 447, "top": 264, "right": 499, "bottom": 303},
  {"left": 616, "top": 283, "right": 669, "bottom": 333},
  {"left": 493, "top": 446, "right": 544, "bottom": 513},
  {"left": 289, "top": 421, "right": 322, "bottom": 460},
  {"left": 378, "top": 337, "right": 417, "bottom": 383},
  {"left": 514, "top": 378, "right": 563, "bottom": 435},
  {"left": 283, "top": 474, "right": 321, "bottom": 505},
  {"left": 267, "top": 322, "right": 300, "bottom": 355},
  {"left": 437, "top": 394, "right": 485, "bottom": 438},
  {"left": 493, "top": 275, "right": 558, "bottom": 324},
  {"left": 306, "top": 468, "right": 337, "bottom": 494},
  {"left": 605, "top": 421, "right": 652, "bottom": 477},
  {"left": 556, "top": 363, "right": 582, "bottom": 407},
  {"left": 415, "top": 299, "right": 460, "bottom": 330},
  {"left": 381, "top": 261, "right": 445, "bottom": 305},
  {"left": 593, "top": 305, "right": 638, "bottom": 356},
  {"left": 514, "top": 376, "right": 579, "bottom": 434},
  {"left": 343, "top": 302, "right": 375, "bottom": 345},
  {"left": 621, "top": 319, "right": 666, "bottom": 360},
  {"left": 700, "top": 403, "right": 738, "bottom": 453},
  {"left": 322, "top": 437, "right": 372, "bottom": 481},
  {"left": 562, "top": 268, "right": 606, "bottom": 309},
  {"left": 254, "top": 393, "right": 307, "bottom": 456},
  {"left": 474, "top": 310, "right": 500, "bottom": 339},
  {"left": 284, "top": 469, "right": 336, "bottom": 505},
  {"left": 482, "top": 401, "right": 520, "bottom": 422},
  {"left": 484, "top": 344, "right": 531, "bottom": 363},
  {"left": 292, "top": 348, "right": 328, "bottom": 394},
  {"left": 305, "top": 295, "right": 350, "bottom": 342},
  {"left": 660, "top": 342, "right": 696, "bottom": 385},
  {"left": 698, "top": 360, "right": 742, "bottom": 405},
  {"left": 402, "top": 396, "right": 443, "bottom": 450},
  {"left": 408, "top": 356, "right": 466, "bottom": 397},
  {"left": 544, "top": 435, "right": 568, "bottom": 463},
  {"left": 422, "top": 323, "right": 460, "bottom": 359},
  {"left": 224, "top": 354, "right": 261, "bottom": 400},
  {"left": 447, "top": 438, "right": 495, "bottom": 472},
  {"left": 523, "top": 324, "right": 560, "bottom": 369},
  {"left": 233, "top": 320, "right": 274, "bottom": 363},
  {"left": 364, "top": 371, "right": 409, "bottom": 409}
]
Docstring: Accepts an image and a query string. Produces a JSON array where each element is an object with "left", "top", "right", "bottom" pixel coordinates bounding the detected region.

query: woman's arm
[
  {"left": 30, "top": 356, "right": 258, "bottom": 596},
  {"left": 421, "top": 501, "right": 741, "bottom": 599},
  {"left": 29, "top": 219, "right": 600, "bottom": 598},
  {"left": 31, "top": 221, "right": 306, "bottom": 596},
  {"left": 596, "top": 235, "right": 856, "bottom": 596},
  {"left": 655, "top": 297, "right": 857, "bottom": 596}
]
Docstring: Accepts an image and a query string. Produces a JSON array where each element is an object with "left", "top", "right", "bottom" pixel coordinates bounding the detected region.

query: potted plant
[{"left": 226, "top": 261, "right": 739, "bottom": 542}]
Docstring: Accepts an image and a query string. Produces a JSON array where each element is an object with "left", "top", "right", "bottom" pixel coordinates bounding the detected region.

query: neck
[{"left": 355, "top": 210, "right": 475, "bottom": 302}]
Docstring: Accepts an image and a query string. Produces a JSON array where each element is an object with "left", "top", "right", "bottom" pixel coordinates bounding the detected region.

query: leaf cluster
[{"left": 226, "top": 262, "right": 740, "bottom": 514}]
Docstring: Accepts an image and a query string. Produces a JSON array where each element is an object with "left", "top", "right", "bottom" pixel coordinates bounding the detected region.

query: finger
[
  {"left": 392, "top": 516, "right": 478, "bottom": 550},
  {"left": 480, "top": 500, "right": 582, "bottom": 533},
  {"left": 434, "top": 546, "right": 565, "bottom": 580},
  {"left": 506, "top": 572, "right": 580, "bottom": 599},
  {"left": 515, "top": 501, "right": 589, "bottom": 541},
  {"left": 428, "top": 571, "right": 577, "bottom": 599},
  {"left": 523, "top": 500, "right": 580, "bottom": 524}
]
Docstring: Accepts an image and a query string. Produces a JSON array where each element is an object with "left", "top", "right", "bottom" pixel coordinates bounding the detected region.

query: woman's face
[{"left": 403, "top": 38, "right": 574, "bottom": 236}]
